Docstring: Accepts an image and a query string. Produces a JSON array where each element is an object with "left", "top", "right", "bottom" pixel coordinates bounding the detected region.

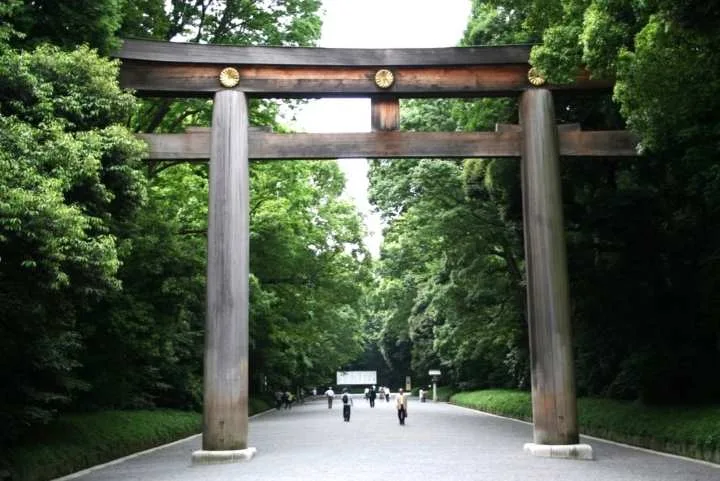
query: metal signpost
[{"left": 429, "top": 369, "right": 441, "bottom": 402}]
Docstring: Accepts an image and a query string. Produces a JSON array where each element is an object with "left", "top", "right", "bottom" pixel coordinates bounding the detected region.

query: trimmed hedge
[
  {"left": 450, "top": 389, "right": 720, "bottom": 464},
  {"left": 8, "top": 400, "right": 271, "bottom": 481},
  {"left": 434, "top": 386, "right": 456, "bottom": 402}
]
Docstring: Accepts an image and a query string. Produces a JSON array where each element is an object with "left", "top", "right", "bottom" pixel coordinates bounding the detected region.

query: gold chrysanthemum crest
[
  {"left": 374, "top": 69, "right": 395, "bottom": 89},
  {"left": 528, "top": 67, "right": 546, "bottom": 87},
  {"left": 219, "top": 67, "right": 240, "bottom": 88}
]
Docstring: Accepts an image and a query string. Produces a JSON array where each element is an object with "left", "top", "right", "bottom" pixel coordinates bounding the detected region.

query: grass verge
[
  {"left": 450, "top": 389, "right": 720, "bottom": 464},
  {"left": 8, "top": 399, "right": 270, "bottom": 481}
]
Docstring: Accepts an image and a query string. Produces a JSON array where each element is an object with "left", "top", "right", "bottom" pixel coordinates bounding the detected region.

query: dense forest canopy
[
  {"left": 0, "top": 0, "right": 369, "bottom": 448},
  {"left": 368, "top": 0, "right": 720, "bottom": 402}
]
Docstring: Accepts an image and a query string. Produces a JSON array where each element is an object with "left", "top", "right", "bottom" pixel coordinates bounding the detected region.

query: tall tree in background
[
  {"left": 120, "top": 0, "right": 322, "bottom": 134},
  {"left": 368, "top": 98, "right": 528, "bottom": 390},
  {"left": 1, "top": 0, "right": 372, "bottom": 447},
  {"left": 0, "top": 39, "right": 146, "bottom": 439},
  {"left": 370, "top": 0, "right": 720, "bottom": 403}
]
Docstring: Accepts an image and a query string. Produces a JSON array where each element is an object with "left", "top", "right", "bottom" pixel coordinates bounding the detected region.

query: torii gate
[{"left": 116, "top": 39, "right": 638, "bottom": 464}]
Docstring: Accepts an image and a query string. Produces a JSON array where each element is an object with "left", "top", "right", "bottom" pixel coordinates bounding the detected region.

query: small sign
[
  {"left": 428, "top": 369, "right": 441, "bottom": 376},
  {"left": 336, "top": 370, "right": 377, "bottom": 385}
]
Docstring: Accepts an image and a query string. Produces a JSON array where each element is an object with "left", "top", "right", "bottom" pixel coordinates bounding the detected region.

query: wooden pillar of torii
[
  {"left": 520, "top": 90, "right": 589, "bottom": 457},
  {"left": 116, "top": 39, "right": 639, "bottom": 464},
  {"left": 194, "top": 89, "right": 255, "bottom": 463}
]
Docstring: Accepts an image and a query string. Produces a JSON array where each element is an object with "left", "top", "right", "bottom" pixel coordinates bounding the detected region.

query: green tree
[
  {"left": 370, "top": 0, "right": 720, "bottom": 404},
  {"left": 0, "top": 44, "right": 146, "bottom": 440},
  {"left": 249, "top": 160, "right": 371, "bottom": 390},
  {"left": 121, "top": 0, "right": 323, "bottom": 134},
  {"left": 0, "top": 0, "right": 124, "bottom": 54}
]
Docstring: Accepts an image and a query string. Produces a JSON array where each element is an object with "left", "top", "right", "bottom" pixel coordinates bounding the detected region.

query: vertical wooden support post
[
  {"left": 520, "top": 89, "right": 592, "bottom": 459},
  {"left": 371, "top": 97, "right": 400, "bottom": 131},
  {"left": 192, "top": 89, "right": 256, "bottom": 464}
]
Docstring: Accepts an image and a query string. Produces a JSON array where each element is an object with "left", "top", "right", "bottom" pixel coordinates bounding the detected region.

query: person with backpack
[
  {"left": 341, "top": 388, "right": 353, "bottom": 422},
  {"left": 324, "top": 386, "right": 335, "bottom": 409}
]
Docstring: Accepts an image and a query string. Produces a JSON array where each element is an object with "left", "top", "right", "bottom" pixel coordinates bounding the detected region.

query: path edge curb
[{"left": 50, "top": 408, "right": 274, "bottom": 481}]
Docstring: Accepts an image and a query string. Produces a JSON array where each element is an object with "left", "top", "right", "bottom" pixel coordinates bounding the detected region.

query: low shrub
[
  {"left": 8, "top": 400, "right": 271, "bottom": 481},
  {"left": 449, "top": 389, "right": 720, "bottom": 464},
  {"left": 434, "top": 386, "right": 456, "bottom": 402}
]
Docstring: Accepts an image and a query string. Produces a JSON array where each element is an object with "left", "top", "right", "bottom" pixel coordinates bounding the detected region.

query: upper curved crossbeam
[{"left": 114, "top": 39, "right": 611, "bottom": 98}]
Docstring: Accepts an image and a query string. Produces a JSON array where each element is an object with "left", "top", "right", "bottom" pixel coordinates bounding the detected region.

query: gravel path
[{"left": 60, "top": 396, "right": 719, "bottom": 481}]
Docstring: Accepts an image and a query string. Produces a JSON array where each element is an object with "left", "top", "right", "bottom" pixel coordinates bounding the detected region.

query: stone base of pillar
[
  {"left": 523, "top": 443, "right": 593, "bottom": 460},
  {"left": 191, "top": 447, "right": 257, "bottom": 465}
]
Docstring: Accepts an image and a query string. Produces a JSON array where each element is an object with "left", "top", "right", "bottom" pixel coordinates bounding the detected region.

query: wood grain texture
[
  {"left": 138, "top": 130, "right": 639, "bottom": 160},
  {"left": 520, "top": 89, "right": 579, "bottom": 446},
  {"left": 203, "top": 90, "right": 250, "bottom": 451},
  {"left": 119, "top": 61, "right": 612, "bottom": 98},
  {"left": 560, "top": 130, "right": 639, "bottom": 156},
  {"left": 117, "top": 38, "right": 534, "bottom": 66},
  {"left": 371, "top": 97, "right": 400, "bottom": 131},
  {"left": 497, "top": 123, "right": 580, "bottom": 133}
]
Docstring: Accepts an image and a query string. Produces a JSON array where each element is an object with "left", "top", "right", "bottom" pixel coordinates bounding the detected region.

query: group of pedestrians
[
  {"left": 364, "top": 385, "right": 391, "bottom": 405},
  {"left": 324, "top": 386, "right": 408, "bottom": 425},
  {"left": 274, "top": 389, "right": 296, "bottom": 409}
]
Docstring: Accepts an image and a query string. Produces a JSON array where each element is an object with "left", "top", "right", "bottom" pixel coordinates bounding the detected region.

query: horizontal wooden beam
[
  {"left": 117, "top": 39, "right": 534, "bottom": 66},
  {"left": 139, "top": 129, "right": 638, "bottom": 160},
  {"left": 120, "top": 61, "right": 610, "bottom": 98}
]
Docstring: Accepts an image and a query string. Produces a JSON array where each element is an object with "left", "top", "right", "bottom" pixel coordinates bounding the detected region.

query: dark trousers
[
  {"left": 369, "top": 397, "right": 375, "bottom": 407},
  {"left": 397, "top": 406, "right": 406, "bottom": 425},
  {"left": 343, "top": 405, "right": 351, "bottom": 421},
  {"left": 327, "top": 397, "right": 333, "bottom": 409}
]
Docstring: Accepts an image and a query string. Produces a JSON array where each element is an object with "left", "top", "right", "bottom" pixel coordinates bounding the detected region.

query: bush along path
[
  {"left": 450, "top": 390, "right": 720, "bottom": 465},
  {"left": 6, "top": 400, "right": 271, "bottom": 481}
]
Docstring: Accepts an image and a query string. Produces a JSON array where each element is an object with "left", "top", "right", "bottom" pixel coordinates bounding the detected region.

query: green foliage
[
  {"left": 451, "top": 389, "right": 533, "bottom": 420},
  {"left": 433, "top": 386, "right": 457, "bottom": 402},
  {"left": 451, "top": 390, "right": 720, "bottom": 463},
  {"left": 0, "top": 0, "right": 365, "bottom": 468},
  {"left": 0, "top": 44, "right": 145, "bottom": 442},
  {"left": 369, "top": 75, "right": 529, "bottom": 391},
  {"left": 8, "top": 410, "right": 200, "bottom": 481},
  {"left": 615, "top": 16, "right": 720, "bottom": 153},
  {"left": 249, "top": 160, "right": 371, "bottom": 389},
  {"left": 6, "top": 402, "right": 267, "bottom": 481},
  {"left": 1, "top": 0, "right": 124, "bottom": 53},
  {"left": 74, "top": 163, "right": 207, "bottom": 411},
  {"left": 463, "top": 1, "right": 537, "bottom": 45},
  {"left": 370, "top": 0, "right": 720, "bottom": 408},
  {"left": 124, "top": 0, "right": 323, "bottom": 133}
]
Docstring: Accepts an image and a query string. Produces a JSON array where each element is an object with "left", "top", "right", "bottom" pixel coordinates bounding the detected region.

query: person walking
[
  {"left": 384, "top": 386, "right": 390, "bottom": 402},
  {"left": 368, "top": 386, "right": 377, "bottom": 408},
  {"left": 396, "top": 388, "right": 408, "bottom": 425},
  {"left": 325, "top": 386, "right": 335, "bottom": 409},
  {"left": 341, "top": 388, "right": 353, "bottom": 422},
  {"left": 284, "top": 390, "right": 294, "bottom": 409}
]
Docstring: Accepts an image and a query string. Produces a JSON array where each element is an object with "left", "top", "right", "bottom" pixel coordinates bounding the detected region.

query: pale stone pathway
[{"left": 60, "top": 396, "right": 719, "bottom": 481}]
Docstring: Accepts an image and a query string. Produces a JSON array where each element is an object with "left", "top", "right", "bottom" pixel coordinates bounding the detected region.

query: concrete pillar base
[
  {"left": 523, "top": 443, "right": 593, "bottom": 460},
  {"left": 191, "top": 447, "right": 257, "bottom": 465}
]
